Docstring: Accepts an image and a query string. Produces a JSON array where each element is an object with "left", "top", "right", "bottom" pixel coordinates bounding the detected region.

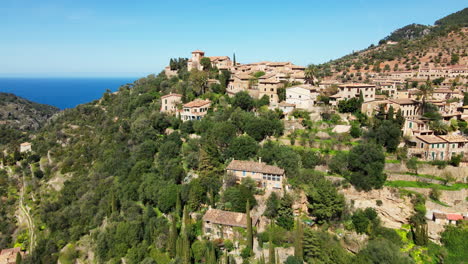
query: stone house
[
  {"left": 286, "top": 85, "right": 318, "bottom": 111},
  {"left": 387, "top": 99, "right": 421, "bottom": 118},
  {"left": 410, "top": 135, "right": 468, "bottom": 161},
  {"left": 227, "top": 74, "right": 252, "bottom": 96},
  {"left": 336, "top": 83, "right": 376, "bottom": 102},
  {"left": 403, "top": 119, "right": 433, "bottom": 137},
  {"left": 187, "top": 50, "right": 205, "bottom": 71},
  {"left": 225, "top": 159, "right": 285, "bottom": 191},
  {"left": 160, "top": 93, "right": 182, "bottom": 113},
  {"left": 258, "top": 77, "right": 281, "bottom": 105},
  {"left": 438, "top": 135, "right": 468, "bottom": 160},
  {"left": 180, "top": 99, "right": 211, "bottom": 122},
  {"left": 202, "top": 209, "right": 259, "bottom": 240},
  {"left": 19, "top": 142, "right": 32, "bottom": 153}
]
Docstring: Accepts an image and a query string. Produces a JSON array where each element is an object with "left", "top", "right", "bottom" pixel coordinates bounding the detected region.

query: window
[
  {"left": 242, "top": 171, "right": 246, "bottom": 176},
  {"left": 165, "top": 99, "right": 167, "bottom": 103},
  {"left": 409, "top": 122, "right": 412, "bottom": 128}
]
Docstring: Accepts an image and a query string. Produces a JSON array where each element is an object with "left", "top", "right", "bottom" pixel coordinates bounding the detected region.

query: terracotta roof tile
[
  {"left": 161, "top": 93, "right": 182, "bottom": 99},
  {"left": 183, "top": 99, "right": 211, "bottom": 108},
  {"left": 226, "top": 160, "right": 284, "bottom": 175},
  {"left": 203, "top": 209, "right": 258, "bottom": 228}
]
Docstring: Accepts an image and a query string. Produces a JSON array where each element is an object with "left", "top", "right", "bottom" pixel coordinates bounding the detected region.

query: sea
[{"left": 0, "top": 77, "right": 138, "bottom": 109}]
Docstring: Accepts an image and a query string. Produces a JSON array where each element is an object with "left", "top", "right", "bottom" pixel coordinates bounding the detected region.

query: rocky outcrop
[{"left": 340, "top": 186, "right": 414, "bottom": 229}]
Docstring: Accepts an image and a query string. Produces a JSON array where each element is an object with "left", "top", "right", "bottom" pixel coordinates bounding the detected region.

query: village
[{"left": 156, "top": 49, "right": 468, "bottom": 257}]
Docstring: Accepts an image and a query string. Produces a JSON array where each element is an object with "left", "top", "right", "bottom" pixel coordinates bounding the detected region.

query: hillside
[
  {"left": 0, "top": 93, "right": 59, "bottom": 130},
  {"left": 316, "top": 8, "right": 468, "bottom": 80}
]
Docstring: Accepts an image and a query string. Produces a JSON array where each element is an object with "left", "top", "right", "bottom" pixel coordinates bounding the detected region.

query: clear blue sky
[{"left": 1, "top": 0, "right": 466, "bottom": 77}]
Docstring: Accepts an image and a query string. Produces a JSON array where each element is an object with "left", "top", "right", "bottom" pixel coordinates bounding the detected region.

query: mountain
[
  {"left": 315, "top": 8, "right": 468, "bottom": 80},
  {"left": 0, "top": 93, "right": 59, "bottom": 130}
]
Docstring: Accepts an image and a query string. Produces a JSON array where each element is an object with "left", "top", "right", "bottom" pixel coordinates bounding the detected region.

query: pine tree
[
  {"left": 395, "top": 109, "right": 405, "bottom": 129},
  {"left": 246, "top": 200, "right": 253, "bottom": 250},
  {"left": 176, "top": 190, "right": 182, "bottom": 217},
  {"left": 294, "top": 219, "right": 303, "bottom": 260},
  {"left": 168, "top": 214, "right": 178, "bottom": 258},
  {"left": 275, "top": 250, "right": 280, "bottom": 264},
  {"left": 233, "top": 53, "right": 236, "bottom": 66},
  {"left": 387, "top": 105, "right": 395, "bottom": 121},
  {"left": 182, "top": 205, "right": 190, "bottom": 232}
]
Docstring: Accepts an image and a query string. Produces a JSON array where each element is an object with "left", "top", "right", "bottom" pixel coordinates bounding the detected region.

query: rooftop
[
  {"left": 226, "top": 159, "right": 284, "bottom": 175},
  {"left": 416, "top": 135, "right": 446, "bottom": 144},
  {"left": 183, "top": 99, "right": 211, "bottom": 108},
  {"left": 338, "top": 83, "right": 376, "bottom": 88},
  {"left": 203, "top": 209, "right": 257, "bottom": 228},
  {"left": 388, "top": 98, "right": 417, "bottom": 105},
  {"left": 438, "top": 135, "right": 468, "bottom": 143},
  {"left": 161, "top": 93, "right": 182, "bottom": 99}
]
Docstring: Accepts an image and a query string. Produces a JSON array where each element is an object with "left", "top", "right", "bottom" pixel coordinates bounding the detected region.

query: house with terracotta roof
[
  {"left": 409, "top": 134, "right": 468, "bottom": 161},
  {"left": 180, "top": 99, "right": 211, "bottom": 121},
  {"left": 160, "top": 93, "right": 182, "bottom": 114},
  {"left": 202, "top": 209, "right": 259, "bottom": 240},
  {"left": 438, "top": 135, "right": 468, "bottom": 160},
  {"left": 19, "top": 142, "right": 32, "bottom": 153},
  {"left": 226, "top": 159, "right": 285, "bottom": 191},
  {"left": 227, "top": 73, "right": 252, "bottom": 96},
  {"left": 387, "top": 99, "right": 421, "bottom": 118},
  {"left": 0, "top": 247, "right": 23, "bottom": 264}
]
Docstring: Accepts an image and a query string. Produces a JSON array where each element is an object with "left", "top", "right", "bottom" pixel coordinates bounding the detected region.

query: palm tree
[
  {"left": 418, "top": 77, "right": 434, "bottom": 114},
  {"left": 304, "top": 64, "right": 318, "bottom": 85}
]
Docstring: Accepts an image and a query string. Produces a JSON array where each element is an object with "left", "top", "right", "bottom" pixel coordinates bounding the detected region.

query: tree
[
  {"left": 387, "top": 105, "right": 394, "bottom": 121},
  {"left": 355, "top": 238, "right": 413, "bottom": 264},
  {"left": 450, "top": 53, "right": 460, "bottom": 64},
  {"left": 305, "top": 176, "right": 345, "bottom": 223},
  {"left": 189, "top": 69, "right": 209, "bottom": 95},
  {"left": 264, "top": 192, "right": 280, "bottom": 219},
  {"left": 268, "top": 232, "right": 276, "bottom": 264},
  {"left": 395, "top": 109, "right": 405, "bottom": 129},
  {"left": 305, "top": 65, "right": 318, "bottom": 84},
  {"left": 232, "top": 91, "right": 255, "bottom": 111},
  {"left": 200, "top": 57, "right": 212, "bottom": 70},
  {"left": 371, "top": 120, "right": 401, "bottom": 152},
  {"left": 440, "top": 223, "right": 468, "bottom": 263},
  {"left": 226, "top": 135, "right": 259, "bottom": 160},
  {"left": 418, "top": 79, "right": 434, "bottom": 113},
  {"left": 284, "top": 256, "right": 302, "bottom": 264},
  {"left": 350, "top": 123, "right": 362, "bottom": 138},
  {"left": 246, "top": 200, "right": 253, "bottom": 250},
  {"left": 168, "top": 214, "right": 178, "bottom": 258},
  {"left": 294, "top": 219, "right": 304, "bottom": 260},
  {"left": 303, "top": 229, "right": 351, "bottom": 264},
  {"left": 406, "top": 157, "right": 419, "bottom": 175},
  {"left": 276, "top": 194, "right": 294, "bottom": 230},
  {"left": 347, "top": 143, "right": 386, "bottom": 191},
  {"left": 463, "top": 92, "right": 468, "bottom": 106},
  {"left": 329, "top": 151, "right": 349, "bottom": 176}
]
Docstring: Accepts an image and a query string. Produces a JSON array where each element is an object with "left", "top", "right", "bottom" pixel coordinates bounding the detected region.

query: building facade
[{"left": 225, "top": 159, "right": 285, "bottom": 191}]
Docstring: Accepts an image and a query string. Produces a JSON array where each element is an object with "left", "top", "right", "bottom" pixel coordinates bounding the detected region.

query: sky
[{"left": 1, "top": 0, "right": 466, "bottom": 77}]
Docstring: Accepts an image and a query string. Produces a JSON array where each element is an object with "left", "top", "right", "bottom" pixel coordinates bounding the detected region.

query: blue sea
[{"left": 0, "top": 77, "right": 137, "bottom": 109}]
